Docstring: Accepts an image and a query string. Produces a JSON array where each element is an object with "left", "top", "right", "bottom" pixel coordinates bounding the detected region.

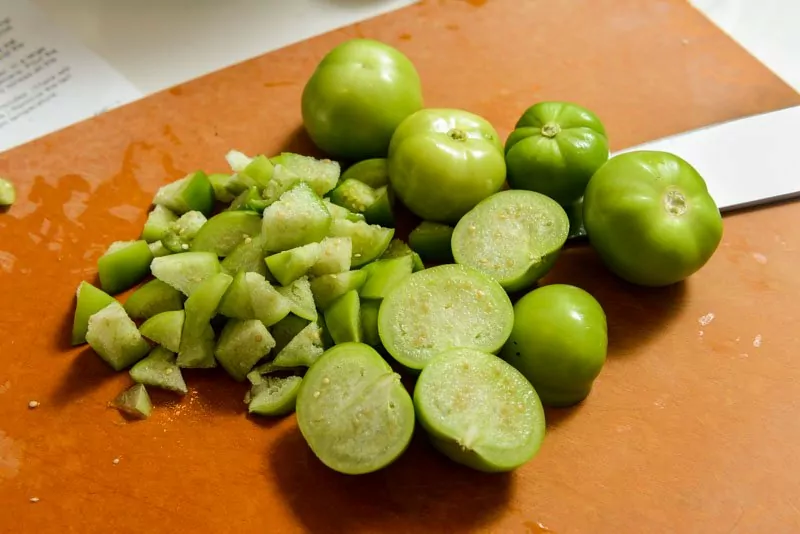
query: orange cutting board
[{"left": 1, "top": 1, "right": 799, "bottom": 532}]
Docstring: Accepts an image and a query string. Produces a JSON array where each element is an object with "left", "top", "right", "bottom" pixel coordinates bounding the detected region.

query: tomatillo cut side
[
  {"left": 378, "top": 264, "right": 514, "bottom": 371},
  {"left": 295, "top": 342, "right": 415, "bottom": 475},
  {"left": 388, "top": 108, "right": 506, "bottom": 224},
  {"left": 501, "top": 284, "right": 607, "bottom": 407},
  {"left": 414, "top": 349, "right": 546, "bottom": 472},
  {"left": 583, "top": 150, "right": 723, "bottom": 286},
  {"left": 505, "top": 101, "right": 608, "bottom": 207},
  {"left": 452, "top": 190, "right": 569, "bottom": 291}
]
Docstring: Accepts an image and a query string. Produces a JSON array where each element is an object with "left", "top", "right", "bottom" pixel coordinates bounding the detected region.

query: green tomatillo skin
[
  {"left": 505, "top": 101, "right": 609, "bottom": 207},
  {"left": 388, "top": 108, "right": 506, "bottom": 224},
  {"left": 501, "top": 284, "right": 607, "bottom": 407},
  {"left": 582, "top": 150, "right": 723, "bottom": 287},
  {"left": 301, "top": 39, "right": 423, "bottom": 161}
]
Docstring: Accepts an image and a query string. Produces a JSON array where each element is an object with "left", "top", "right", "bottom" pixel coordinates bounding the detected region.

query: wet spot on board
[
  {"left": 263, "top": 81, "right": 295, "bottom": 89},
  {"left": 63, "top": 190, "right": 90, "bottom": 222},
  {"left": 161, "top": 151, "right": 185, "bottom": 181},
  {"left": 445, "top": 23, "right": 459, "bottom": 31},
  {"left": 0, "top": 430, "right": 22, "bottom": 480},
  {"left": 169, "top": 86, "right": 184, "bottom": 96},
  {"left": 523, "top": 520, "right": 554, "bottom": 532},
  {"left": 0, "top": 251, "right": 16, "bottom": 273},
  {"left": 163, "top": 124, "right": 181, "bottom": 145},
  {"left": 464, "top": 0, "right": 487, "bottom": 6},
  {"left": 108, "top": 205, "right": 142, "bottom": 223},
  {"left": 399, "top": 33, "right": 412, "bottom": 41}
]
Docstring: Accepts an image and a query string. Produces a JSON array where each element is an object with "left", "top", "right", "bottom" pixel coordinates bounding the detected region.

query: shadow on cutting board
[
  {"left": 268, "top": 426, "right": 511, "bottom": 533},
  {"left": 50, "top": 347, "right": 118, "bottom": 406},
  {"left": 541, "top": 245, "right": 687, "bottom": 358}
]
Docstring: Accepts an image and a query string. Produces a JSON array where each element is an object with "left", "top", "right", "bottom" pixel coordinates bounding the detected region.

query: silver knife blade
[{"left": 614, "top": 105, "right": 800, "bottom": 212}]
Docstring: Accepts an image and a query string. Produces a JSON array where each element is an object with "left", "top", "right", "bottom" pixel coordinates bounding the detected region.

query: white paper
[
  {"left": 0, "top": 0, "right": 141, "bottom": 153},
  {"left": 615, "top": 105, "right": 800, "bottom": 211},
  {"left": 32, "top": 0, "right": 420, "bottom": 97}
]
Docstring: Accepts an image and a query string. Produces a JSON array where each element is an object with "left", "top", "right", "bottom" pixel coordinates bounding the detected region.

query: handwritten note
[{"left": 0, "top": 0, "right": 141, "bottom": 153}]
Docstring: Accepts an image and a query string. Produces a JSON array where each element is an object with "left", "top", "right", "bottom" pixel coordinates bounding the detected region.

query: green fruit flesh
[
  {"left": 378, "top": 264, "right": 514, "bottom": 371},
  {"left": 414, "top": 349, "right": 545, "bottom": 472},
  {"left": 452, "top": 190, "right": 569, "bottom": 291},
  {"left": 130, "top": 347, "right": 188, "bottom": 395},
  {"left": 295, "top": 342, "right": 415, "bottom": 474}
]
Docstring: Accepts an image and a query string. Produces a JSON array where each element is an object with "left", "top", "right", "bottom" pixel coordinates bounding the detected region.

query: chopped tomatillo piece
[
  {"left": 323, "top": 290, "right": 362, "bottom": 344},
  {"left": 150, "top": 252, "right": 221, "bottom": 296},
  {"left": 220, "top": 233, "right": 269, "bottom": 278},
  {"left": 266, "top": 242, "right": 322, "bottom": 287},
  {"left": 360, "top": 299, "right": 381, "bottom": 347},
  {"left": 225, "top": 150, "right": 253, "bottom": 173},
  {"left": 329, "top": 178, "right": 378, "bottom": 213},
  {"left": 317, "top": 313, "right": 335, "bottom": 349},
  {"left": 226, "top": 156, "right": 273, "bottom": 194},
  {"left": 177, "top": 273, "right": 233, "bottom": 368},
  {"left": 217, "top": 272, "right": 255, "bottom": 318},
  {"left": 0, "top": 177, "right": 15, "bottom": 206},
  {"left": 323, "top": 199, "right": 365, "bottom": 222},
  {"left": 340, "top": 158, "right": 389, "bottom": 189},
  {"left": 123, "top": 279, "right": 184, "bottom": 320},
  {"left": 224, "top": 151, "right": 274, "bottom": 192},
  {"left": 408, "top": 221, "right": 454, "bottom": 264},
  {"left": 414, "top": 349, "right": 546, "bottom": 472},
  {"left": 208, "top": 173, "right": 236, "bottom": 203},
  {"left": 218, "top": 271, "right": 290, "bottom": 326},
  {"left": 130, "top": 347, "right": 188, "bottom": 395},
  {"left": 273, "top": 152, "right": 340, "bottom": 197},
  {"left": 113, "top": 383, "right": 152, "bottom": 419},
  {"left": 378, "top": 264, "right": 514, "bottom": 372},
  {"left": 262, "top": 182, "right": 331, "bottom": 253},
  {"left": 327, "top": 218, "right": 393, "bottom": 267},
  {"left": 359, "top": 255, "right": 413, "bottom": 300},
  {"left": 139, "top": 310, "right": 184, "bottom": 352},
  {"left": 271, "top": 322, "right": 325, "bottom": 368},
  {"left": 71, "top": 281, "right": 117, "bottom": 346},
  {"left": 162, "top": 210, "right": 207, "bottom": 253},
  {"left": 86, "top": 302, "right": 151, "bottom": 371},
  {"left": 308, "top": 237, "right": 352, "bottom": 277},
  {"left": 309, "top": 270, "right": 368, "bottom": 310},
  {"left": 451, "top": 190, "right": 569, "bottom": 292},
  {"left": 152, "top": 171, "right": 215, "bottom": 216},
  {"left": 296, "top": 342, "right": 415, "bottom": 475},
  {"left": 216, "top": 319, "right": 276, "bottom": 381},
  {"left": 276, "top": 276, "right": 317, "bottom": 321},
  {"left": 260, "top": 164, "right": 301, "bottom": 206},
  {"left": 141, "top": 205, "right": 178, "bottom": 243},
  {"left": 363, "top": 186, "right": 395, "bottom": 227},
  {"left": 249, "top": 361, "right": 305, "bottom": 384},
  {"left": 270, "top": 315, "right": 311, "bottom": 355},
  {"left": 380, "top": 238, "right": 424, "bottom": 272},
  {"left": 248, "top": 375, "right": 303, "bottom": 416},
  {"left": 240, "top": 154, "right": 275, "bottom": 189},
  {"left": 98, "top": 240, "right": 154, "bottom": 295},
  {"left": 191, "top": 211, "right": 262, "bottom": 257},
  {"left": 148, "top": 241, "right": 172, "bottom": 258},
  {"left": 228, "top": 186, "right": 269, "bottom": 213}
]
